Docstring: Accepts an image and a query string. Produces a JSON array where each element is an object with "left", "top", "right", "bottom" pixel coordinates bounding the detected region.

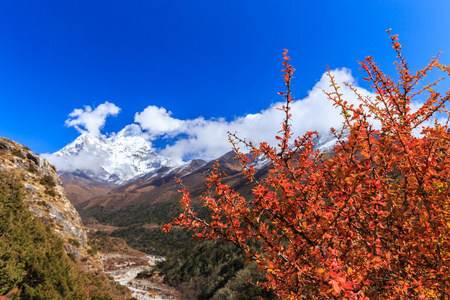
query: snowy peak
[
  {"left": 58, "top": 133, "right": 105, "bottom": 156},
  {"left": 109, "top": 125, "right": 152, "bottom": 156},
  {"left": 46, "top": 124, "right": 180, "bottom": 184},
  {"left": 116, "top": 124, "right": 143, "bottom": 138}
]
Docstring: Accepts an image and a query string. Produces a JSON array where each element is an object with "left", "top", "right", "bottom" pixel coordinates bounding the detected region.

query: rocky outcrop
[{"left": 0, "top": 137, "right": 99, "bottom": 266}]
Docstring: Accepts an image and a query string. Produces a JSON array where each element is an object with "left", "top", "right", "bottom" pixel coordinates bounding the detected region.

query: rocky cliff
[{"left": 0, "top": 137, "right": 95, "bottom": 263}]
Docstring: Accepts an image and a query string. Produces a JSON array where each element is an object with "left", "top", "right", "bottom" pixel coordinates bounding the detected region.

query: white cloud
[
  {"left": 134, "top": 68, "right": 377, "bottom": 162},
  {"left": 134, "top": 106, "right": 184, "bottom": 138},
  {"left": 65, "top": 101, "right": 121, "bottom": 138},
  {"left": 50, "top": 68, "right": 448, "bottom": 171},
  {"left": 41, "top": 151, "right": 105, "bottom": 174}
]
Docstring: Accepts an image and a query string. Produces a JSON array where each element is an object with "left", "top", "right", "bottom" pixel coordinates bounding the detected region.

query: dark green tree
[{"left": 0, "top": 173, "right": 89, "bottom": 299}]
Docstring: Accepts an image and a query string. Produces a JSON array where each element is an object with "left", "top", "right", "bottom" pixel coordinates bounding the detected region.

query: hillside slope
[
  {"left": 0, "top": 137, "right": 90, "bottom": 260},
  {"left": 0, "top": 137, "right": 135, "bottom": 299}
]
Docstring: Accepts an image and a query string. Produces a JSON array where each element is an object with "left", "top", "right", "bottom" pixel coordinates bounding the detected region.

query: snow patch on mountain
[
  {"left": 253, "top": 130, "right": 343, "bottom": 170},
  {"left": 43, "top": 124, "right": 179, "bottom": 184},
  {"left": 312, "top": 130, "right": 343, "bottom": 152}
]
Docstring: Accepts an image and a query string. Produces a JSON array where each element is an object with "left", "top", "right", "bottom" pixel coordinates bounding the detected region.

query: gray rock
[
  {"left": 26, "top": 152, "right": 41, "bottom": 167},
  {"left": 0, "top": 141, "right": 10, "bottom": 150},
  {"left": 23, "top": 183, "right": 40, "bottom": 194}
]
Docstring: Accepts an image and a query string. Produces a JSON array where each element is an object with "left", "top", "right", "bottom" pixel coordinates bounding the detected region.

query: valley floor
[{"left": 102, "top": 253, "right": 182, "bottom": 300}]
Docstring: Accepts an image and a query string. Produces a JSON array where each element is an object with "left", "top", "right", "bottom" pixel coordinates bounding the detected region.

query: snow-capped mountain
[{"left": 46, "top": 124, "right": 179, "bottom": 184}]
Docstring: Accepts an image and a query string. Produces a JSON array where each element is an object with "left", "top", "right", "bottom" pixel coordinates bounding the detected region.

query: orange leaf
[{"left": 331, "top": 280, "right": 341, "bottom": 294}]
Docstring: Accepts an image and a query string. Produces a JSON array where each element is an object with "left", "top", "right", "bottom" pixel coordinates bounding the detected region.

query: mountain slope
[
  {"left": 72, "top": 131, "right": 340, "bottom": 225},
  {"left": 59, "top": 172, "right": 115, "bottom": 207}
]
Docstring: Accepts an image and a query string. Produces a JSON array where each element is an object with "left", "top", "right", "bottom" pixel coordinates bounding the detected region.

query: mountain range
[
  {"left": 43, "top": 125, "right": 342, "bottom": 216},
  {"left": 46, "top": 123, "right": 340, "bottom": 187}
]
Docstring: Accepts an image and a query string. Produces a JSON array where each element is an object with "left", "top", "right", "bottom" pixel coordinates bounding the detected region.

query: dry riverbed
[{"left": 102, "top": 253, "right": 182, "bottom": 300}]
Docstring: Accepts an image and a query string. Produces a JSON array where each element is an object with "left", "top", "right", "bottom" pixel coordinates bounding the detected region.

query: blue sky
[{"left": 1, "top": 1, "right": 449, "bottom": 161}]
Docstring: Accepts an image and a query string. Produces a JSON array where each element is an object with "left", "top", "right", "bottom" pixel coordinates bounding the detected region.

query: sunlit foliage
[{"left": 164, "top": 31, "right": 450, "bottom": 299}]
